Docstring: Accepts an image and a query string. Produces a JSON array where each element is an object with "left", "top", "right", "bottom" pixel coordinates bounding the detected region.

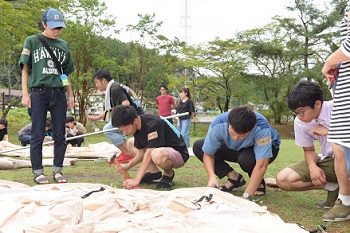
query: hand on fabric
[
  {"left": 123, "top": 179, "right": 139, "bottom": 189},
  {"left": 207, "top": 176, "right": 219, "bottom": 188}
]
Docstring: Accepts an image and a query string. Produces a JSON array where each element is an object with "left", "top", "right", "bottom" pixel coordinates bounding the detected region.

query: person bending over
[
  {"left": 88, "top": 69, "right": 138, "bottom": 163},
  {"left": 193, "top": 106, "right": 280, "bottom": 201},
  {"left": 111, "top": 105, "right": 189, "bottom": 190}
]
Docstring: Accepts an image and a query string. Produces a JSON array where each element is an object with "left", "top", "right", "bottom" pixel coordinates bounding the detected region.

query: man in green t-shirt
[{"left": 19, "top": 8, "right": 75, "bottom": 184}]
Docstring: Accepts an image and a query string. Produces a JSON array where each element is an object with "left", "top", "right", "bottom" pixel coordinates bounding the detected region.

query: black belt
[{"left": 31, "top": 86, "right": 64, "bottom": 90}]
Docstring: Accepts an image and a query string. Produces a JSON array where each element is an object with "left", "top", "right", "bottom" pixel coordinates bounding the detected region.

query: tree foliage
[
  {"left": 0, "top": 0, "right": 346, "bottom": 125},
  {"left": 0, "top": 0, "right": 59, "bottom": 117},
  {"left": 182, "top": 38, "right": 248, "bottom": 113},
  {"left": 57, "top": 0, "right": 117, "bottom": 123},
  {"left": 125, "top": 14, "right": 182, "bottom": 108}
]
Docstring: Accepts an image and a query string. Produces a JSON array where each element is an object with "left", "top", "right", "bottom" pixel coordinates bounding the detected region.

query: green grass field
[{"left": 1, "top": 121, "right": 350, "bottom": 232}]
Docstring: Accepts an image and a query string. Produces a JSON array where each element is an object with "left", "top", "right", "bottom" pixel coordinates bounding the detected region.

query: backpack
[{"left": 120, "top": 84, "right": 144, "bottom": 115}]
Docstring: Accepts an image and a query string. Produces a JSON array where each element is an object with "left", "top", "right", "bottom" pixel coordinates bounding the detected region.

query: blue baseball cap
[{"left": 42, "top": 8, "right": 66, "bottom": 29}]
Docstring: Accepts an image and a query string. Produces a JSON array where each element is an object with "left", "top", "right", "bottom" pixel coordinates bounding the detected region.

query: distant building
[
  {"left": 0, "top": 89, "right": 22, "bottom": 102},
  {"left": 87, "top": 90, "right": 104, "bottom": 115},
  {"left": 0, "top": 89, "right": 22, "bottom": 111}
]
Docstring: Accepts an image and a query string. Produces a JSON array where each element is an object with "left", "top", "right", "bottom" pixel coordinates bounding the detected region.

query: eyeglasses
[{"left": 291, "top": 107, "right": 310, "bottom": 116}]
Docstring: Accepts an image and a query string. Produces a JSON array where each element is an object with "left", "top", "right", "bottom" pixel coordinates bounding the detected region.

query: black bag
[{"left": 119, "top": 84, "right": 144, "bottom": 115}]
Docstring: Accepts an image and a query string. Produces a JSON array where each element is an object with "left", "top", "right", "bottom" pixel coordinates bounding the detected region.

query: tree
[
  {"left": 182, "top": 38, "right": 247, "bottom": 112},
  {"left": 235, "top": 0, "right": 345, "bottom": 123},
  {"left": 281, "top": 0, "right": 345, "bottom": 85},
  {"left": 125, "top": 14, "right": 181, "bottom": 108},
  {"left": 0, "top": 0, "right": 58, "bottom": 117},
  {"left": 237, "top": 23, "right": 300, "bottom": 123}
]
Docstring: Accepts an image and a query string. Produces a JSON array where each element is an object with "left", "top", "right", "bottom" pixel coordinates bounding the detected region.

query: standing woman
[
  {"left": 176, "top": 87, "right": 195, "bottom": 148},
  {"left": 19, "top": 8, "right": 75, "bottom": 184}
]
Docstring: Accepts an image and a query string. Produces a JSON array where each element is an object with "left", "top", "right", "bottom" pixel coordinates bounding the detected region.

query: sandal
[
  {"left": 34, "top": 174, "right": 49, "bottom": 185},
  {"left": 254, "top": 179, "right": 266, "bottom": 196},
  {"left": 156, "top": 170, "right": 175, "bottom": 189},
  {"left": 53, "top": 172, "right": 67, "bottom": 183},
  {"left": 220, "top": 174, "right": 246, "bottom": 192}
]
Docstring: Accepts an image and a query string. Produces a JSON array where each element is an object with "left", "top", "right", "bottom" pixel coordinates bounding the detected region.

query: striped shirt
[{"left": 328, "top": 1, "right": 350, "bottom": 147}]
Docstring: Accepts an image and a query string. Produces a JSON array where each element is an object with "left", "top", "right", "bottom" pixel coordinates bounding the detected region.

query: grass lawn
[{"left": 1, "top": 121, "right": 350, "bottom": 232}]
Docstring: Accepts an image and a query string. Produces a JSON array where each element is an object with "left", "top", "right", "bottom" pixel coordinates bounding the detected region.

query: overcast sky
[{"left": 104, "top": 0, "right": 327, "bottom": 45}]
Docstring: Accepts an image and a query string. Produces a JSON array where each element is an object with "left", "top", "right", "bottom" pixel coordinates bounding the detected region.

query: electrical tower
[{"left": 180, "top": 0, "right": 191, "bottom": 43}]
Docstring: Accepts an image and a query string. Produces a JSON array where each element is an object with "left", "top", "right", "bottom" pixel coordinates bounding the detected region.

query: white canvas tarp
[
  {"left": 0, "top": 141, "right": 119, "bottom": 169},
  {"left": 0, "top": 157, "right": 77, "bottom": 169},
  {"left": 0, "top": 142, "right": 195, "bottom": 159},
  {"left": 0, "top": 142, "right": 120, "bottom": 159},
  {"left": 0, "top": 180, "right": 307, "bottom": 233}
]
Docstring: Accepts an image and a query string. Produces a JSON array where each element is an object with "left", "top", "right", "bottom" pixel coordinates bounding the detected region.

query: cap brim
[{"left": 46, "top": 21, "right": 66, "bottom": 29}]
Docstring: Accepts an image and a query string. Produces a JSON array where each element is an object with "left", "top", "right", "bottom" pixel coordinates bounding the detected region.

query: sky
[{"left": 104, "top": 0, "right": 327, "bottom": 45}]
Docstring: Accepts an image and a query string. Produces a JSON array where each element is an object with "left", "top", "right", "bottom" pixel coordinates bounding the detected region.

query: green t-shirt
[{"left": 19, "top": 34, "right": 75, "bottom": 88}]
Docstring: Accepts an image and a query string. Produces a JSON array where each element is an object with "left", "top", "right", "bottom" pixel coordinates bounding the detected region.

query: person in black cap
[{"left": 19, "top": 8, "right": 75, "bottom": 184}]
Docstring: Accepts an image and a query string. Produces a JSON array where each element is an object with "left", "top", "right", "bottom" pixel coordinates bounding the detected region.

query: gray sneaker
[
  {"left": 316, "top": 188, "right": 339, "bottom": 209},
  {"left": 323, "top": 199, "right": 350, "bottom": 222}
]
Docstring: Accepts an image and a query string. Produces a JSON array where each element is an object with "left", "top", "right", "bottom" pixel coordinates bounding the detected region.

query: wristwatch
[{"left": 243, "top": 192, "right": 252, "bottom": 201}]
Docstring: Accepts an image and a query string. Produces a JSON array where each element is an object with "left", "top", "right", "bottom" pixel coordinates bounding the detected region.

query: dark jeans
[
  {"left": 18, "top": 134, "right": 31, "bottom": 145},
  {"left": 193, "top": 138, "right": 279, "bottom": 179},
  {"left": 30, "top": 87, "right": 67, "bottom": 174},
  {"left": 67, "top": 132, "right": 84, "bottom": 147}
]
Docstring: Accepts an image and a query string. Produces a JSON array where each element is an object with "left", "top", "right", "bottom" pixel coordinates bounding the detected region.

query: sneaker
[
  {"left": 140, "top": 171, "right": 162, "bottom": 184},
  {"left": 116, "top": 152, "right": 134, "bottom": 163},
  {"left": 323, "top": 199, "right": 350, "bottom": 222},
  {"left": 156, "top": 170, "right": 175, "bottom": 189},
  {"left": 316, "top": 188, "right": 339, "bottom": 209}
]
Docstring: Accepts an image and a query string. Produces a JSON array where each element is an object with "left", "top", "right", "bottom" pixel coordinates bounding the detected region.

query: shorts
[
  {"left": 163, "top": 147, "right": 185, "bottom": 168},
  {"left": 288, "top": 157, "right": 337, "bottom": 183}
]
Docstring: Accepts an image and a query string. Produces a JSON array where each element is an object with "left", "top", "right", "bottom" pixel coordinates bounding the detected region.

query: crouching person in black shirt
[{"left": 111, "top": 105, "right": 189, "bottom": 189}]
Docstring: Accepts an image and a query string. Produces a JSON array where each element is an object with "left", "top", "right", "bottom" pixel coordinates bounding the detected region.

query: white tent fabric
[
  {"left": 0, "top": 180, "right": 307, "bottom": 233},
  {"left": 0, "top": 141, "right": 120, "bottom": 159},
  {"left": 0, "top": 157, "right": 77, "bottom": 169},
  {"left": 0, "top": 142, "right": 195, "bottom": 159}
]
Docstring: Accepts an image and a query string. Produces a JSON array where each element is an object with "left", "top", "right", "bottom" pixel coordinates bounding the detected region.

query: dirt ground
[{"left": 272, "top": 123, "right": 295, "bottom": 139}]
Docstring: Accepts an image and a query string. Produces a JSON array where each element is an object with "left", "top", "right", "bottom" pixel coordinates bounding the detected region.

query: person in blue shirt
[{"left": 193, "top": 106, "right": 281, "bottom": 201}]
